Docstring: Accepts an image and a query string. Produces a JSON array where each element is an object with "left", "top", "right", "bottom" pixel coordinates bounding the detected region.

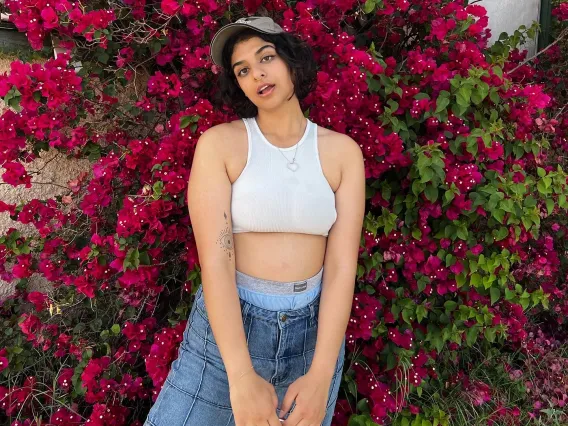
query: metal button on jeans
[{"left": 280, "top": 314, "right": 287, "bottom": 322}]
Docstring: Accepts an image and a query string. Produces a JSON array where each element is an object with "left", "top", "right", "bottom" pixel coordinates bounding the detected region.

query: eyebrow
[{"left": 232, "top": 45, "right": 275, "bottom": 70}]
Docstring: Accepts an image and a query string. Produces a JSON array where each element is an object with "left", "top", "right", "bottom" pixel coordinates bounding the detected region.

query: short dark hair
[{"left": 213, "top": 28, "right": 317, "bottom": 118}]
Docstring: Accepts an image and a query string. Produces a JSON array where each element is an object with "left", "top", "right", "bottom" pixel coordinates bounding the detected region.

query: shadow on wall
[{"left": 0, "top": 47, "right": 94, "bottom": 300}]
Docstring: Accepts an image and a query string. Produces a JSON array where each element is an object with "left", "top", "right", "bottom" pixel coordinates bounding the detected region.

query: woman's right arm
[
  {"left": 187, "top": 126, "right": 283, "bottom": 425},
  {"left": 186, "top": 125, "right": 253, "bottom": 384}
]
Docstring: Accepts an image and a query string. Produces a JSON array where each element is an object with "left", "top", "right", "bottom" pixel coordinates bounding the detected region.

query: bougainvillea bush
[{"left": 1, "top": 0, "right": 567, "bottom": 425}]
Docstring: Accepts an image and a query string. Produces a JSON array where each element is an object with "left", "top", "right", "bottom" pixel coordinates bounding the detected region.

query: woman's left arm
[
  {"left": 309, "top": 135, "right": 366, "bottom": 379},
  {"left": 279, "top": 135, "right": 366, "bottom": 424}
]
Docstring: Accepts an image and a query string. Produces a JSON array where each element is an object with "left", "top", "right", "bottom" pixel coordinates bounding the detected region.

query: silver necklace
[
  {"left": 257, "top": 118, "right": 307, "bottom": 172},
  {"left": 277, "top": 141, "right": 301, "bottom": 172}
]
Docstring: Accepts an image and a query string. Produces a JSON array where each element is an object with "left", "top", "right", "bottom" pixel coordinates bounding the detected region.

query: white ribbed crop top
[{"left": 231, "top": 116, "right": 337, "bottom": 237}]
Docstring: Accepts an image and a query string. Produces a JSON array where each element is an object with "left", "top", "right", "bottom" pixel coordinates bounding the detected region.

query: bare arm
[
  {"left": 187, "top": 126, "right": 252, "bottom": 384},
  {"left": 310, "top": 135, "right": 366, "bottom": 379}
]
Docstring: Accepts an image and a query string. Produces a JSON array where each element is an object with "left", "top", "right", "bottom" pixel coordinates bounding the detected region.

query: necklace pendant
[{"left": 287, "top": 162, "right": 299, "bottom": 172}]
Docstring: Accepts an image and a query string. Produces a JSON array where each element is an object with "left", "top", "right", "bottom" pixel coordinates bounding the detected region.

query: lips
[{"left": 257, "top": 84, "right": 275, "bottom": 95}]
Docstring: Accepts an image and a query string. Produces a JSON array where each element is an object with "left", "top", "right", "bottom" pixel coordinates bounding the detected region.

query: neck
[{"left": 255, "top": 99, "right": 307, "bottom": 147}]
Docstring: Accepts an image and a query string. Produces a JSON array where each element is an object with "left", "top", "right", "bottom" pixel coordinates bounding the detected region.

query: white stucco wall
[
  {"left": 480, "top": 0, "right": 541, "bottom": 57},
  {"left": 0, "top": 49, "right": 149, "bottom": 302}
]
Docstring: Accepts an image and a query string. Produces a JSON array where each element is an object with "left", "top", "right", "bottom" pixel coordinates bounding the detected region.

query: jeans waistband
[
  {"left": 236, "top": 267, "right": 324, "bottom": 312},
  {"left": 236, "top": 266, "right": 323, "bottom": 295}
]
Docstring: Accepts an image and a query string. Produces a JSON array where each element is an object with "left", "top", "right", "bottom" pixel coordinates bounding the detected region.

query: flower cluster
[{"left": 0, "top": 0, "right": 567, "bottom": 425}]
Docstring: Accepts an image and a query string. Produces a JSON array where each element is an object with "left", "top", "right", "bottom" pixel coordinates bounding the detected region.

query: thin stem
[{"left": 508, "top": 27, "right": 568, "bottom": 74}]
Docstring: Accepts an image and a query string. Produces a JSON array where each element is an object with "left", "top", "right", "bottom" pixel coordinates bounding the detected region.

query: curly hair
[{"left": 213, "top": 28, "right": 318, "bottom": 118}]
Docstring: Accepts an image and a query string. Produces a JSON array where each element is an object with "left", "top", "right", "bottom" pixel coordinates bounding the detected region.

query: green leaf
[
  {"left": 489, "top": 89, "right": 500, "bottom": 105},
  {"left": 363, "top": 0, "right": 377, "bottom": 13},
  {"left": 466, "top": 326, "right": 480, "bottom": 346},
  {"left": 494, "top": 226, "right": 508, "bottom": 241},
  {"left": 492, "top": 209, "right": 505, "bottom": 223},
  {"left": 490, "top": 287, "right": 500, "bottom": 305},
  {"left": 456, "top": 85, "right": 472, "bottom": 107},
  {"left": 484, "top": 327, "right": 496, "bottom": 343},
  {"left": 444, "top": 300, "right": 458, "bottom": 312},
  {"left": 524, "top": 195, "right": 537, "bottom": 208},
  {"left": 546, "top": 198, "right": 554, "bottom": 216},
  {"left": 537, "top": 179, "right": 550, "bottom": 194},
  {"left": 492, "top": 66, "right": 503, "bottom": 79},
  {"left": 504, "top": 287, "right": 516, "bottom": 301},
  {"left": 97, "top": 51, "right": 110, "bottom": 64},
  {"left": 416, "top": 304, "right": 428, "bottom": 323},
  {"left": 424, "top": 184, "right": 438, "bottom": 202},
  {"left": 456, "top": 226, "right": 468, "bottom": 240},
  {"left": 402, "top": 309, "right": 412, "bottom": 324},
  {"left": 476, "top": 82, "right": 489, "bottom": 102},
  {"left": 435, "top": 93, "right": 450, "bottom": 113},
  {"left": 420, "top": 167, "right": 434, "bottom": 183},
  {"left": 470, "top": 273, "right": 482, "bottom": 287},
  {"left": 150, "top": 39, "right": 163, "bottom": 54}
]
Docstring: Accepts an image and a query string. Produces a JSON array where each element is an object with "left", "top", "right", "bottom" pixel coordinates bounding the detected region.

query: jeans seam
[
  {"left": 190, "top": 322, "right": 316, "bottom": 360},
  {"left": 245, "top": 311, "right": 252, "bottom": 344},
  {"left": 182, "top": 330, "right": 207, "bottom": 422},
  {"left": 184, "top": 331, "right": 315, "bottom": 361},
  {"left": 270, "top": 326, "right": 283, "bottom": 385},
  {"left": 326, "top": 370, "right": 341, "bottom": 409},
  {"left": 224, "top": 413, "right": 234, "bottom": 426},
  {"left": 302, "top": 318, "right": 308, "bottom": 375},
  {"left": 164, "top": 377, "right": 233, "bottom": 410}
]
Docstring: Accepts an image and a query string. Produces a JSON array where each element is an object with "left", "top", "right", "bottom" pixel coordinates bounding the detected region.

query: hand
[
  {"left": 279, "top": 370, "right": 333, "bottom": 426},
  {"left": 229, "top": 370, "right": 282, "bottom": 426}
]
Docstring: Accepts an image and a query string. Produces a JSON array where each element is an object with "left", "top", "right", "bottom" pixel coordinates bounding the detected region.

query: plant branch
[{"left": 509, "top": 27, "right": 568, "bottom": 74}]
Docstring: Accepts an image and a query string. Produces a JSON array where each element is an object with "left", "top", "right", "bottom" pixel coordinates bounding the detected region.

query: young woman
[{"left": 144, "top": 16, "right": 365, "bottom": 426}]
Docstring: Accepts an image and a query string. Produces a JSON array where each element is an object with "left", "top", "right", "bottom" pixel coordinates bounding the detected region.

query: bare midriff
[{"left": 233, "top": 232, "right": 328, "bottom": 282}]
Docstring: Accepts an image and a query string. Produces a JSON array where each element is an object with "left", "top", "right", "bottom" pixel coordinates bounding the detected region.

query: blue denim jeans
[{"left": 144, "top": 267, "right": 346, "bottom": 426}]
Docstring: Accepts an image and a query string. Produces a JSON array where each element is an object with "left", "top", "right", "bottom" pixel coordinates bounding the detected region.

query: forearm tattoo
[{"left": 217, "top": 211, "right": 234, "bottom": 260}]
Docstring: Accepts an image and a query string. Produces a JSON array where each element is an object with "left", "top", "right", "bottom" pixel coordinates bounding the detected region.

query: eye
[{"left": 237, "top": 55, "right": 275, "bottom": 77}]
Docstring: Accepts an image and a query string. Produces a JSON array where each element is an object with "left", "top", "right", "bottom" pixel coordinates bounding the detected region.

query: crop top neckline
[
  {"left": 230, "top": 116, "right": 337, "bottom": 237},
  {"left": 251, "top": 116, "right": 312, "bottom": 152}
]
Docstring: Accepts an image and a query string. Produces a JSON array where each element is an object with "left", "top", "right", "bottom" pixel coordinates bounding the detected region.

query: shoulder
[
  {"left": 195, "top": 119, "right": 246, "bottom": 157},
  {"left": 198, "top": 119, "right": 245, "bottom": 144},
  {"left": 315, "top": 123, "right": 363, "bottom": 168}
]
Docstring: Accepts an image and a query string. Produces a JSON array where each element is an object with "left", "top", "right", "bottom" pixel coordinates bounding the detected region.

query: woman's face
[{"left": 230, "top": 35, "right": 295, "bottom": 106}]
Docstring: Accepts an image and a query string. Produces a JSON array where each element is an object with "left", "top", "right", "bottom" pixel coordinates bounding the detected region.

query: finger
[
  {"left": 279, "top": 387, "right": 297, "bottom": 418},
  {"left": 272, "top": 388, "right": 279, "bottom": 409},
  {"left": 267, "top": 410, "right": 283, "bottom": 426},
  {"left": 282, "top": 404, "right": 315, "bottom": 426},
  {"left": 282, "top": 408, "right": 299, "bottom": 426}
]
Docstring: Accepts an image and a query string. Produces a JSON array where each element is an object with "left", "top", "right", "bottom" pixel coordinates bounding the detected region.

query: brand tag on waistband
[{"left": 294, "top": 281, "right": 308, "bottom": 292}]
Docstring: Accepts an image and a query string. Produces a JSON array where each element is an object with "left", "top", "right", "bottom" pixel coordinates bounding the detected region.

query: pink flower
[
  {"left": 40, "top": 7, "right": 59, "bottom": 29},
  {"left": 0, "top": 348, "right": 8, "bottom": 373}
]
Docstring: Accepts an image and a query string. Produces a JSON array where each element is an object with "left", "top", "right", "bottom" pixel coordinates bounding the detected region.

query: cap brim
[{"left": 210, "top": 23, "right": 277, "bottom": 67}]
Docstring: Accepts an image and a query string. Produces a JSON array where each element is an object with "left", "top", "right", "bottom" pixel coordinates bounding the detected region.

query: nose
[{"left": 252, "top": 67, "right": 266, "bottom": 81}]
